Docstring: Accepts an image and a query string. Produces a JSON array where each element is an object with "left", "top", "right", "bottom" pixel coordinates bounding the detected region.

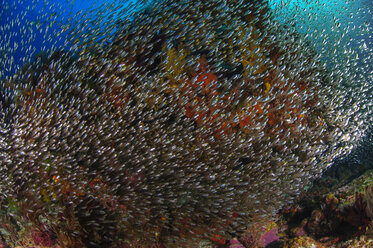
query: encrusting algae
[{"left": 0, "top": 0, "right": 372, "bottom": 247}]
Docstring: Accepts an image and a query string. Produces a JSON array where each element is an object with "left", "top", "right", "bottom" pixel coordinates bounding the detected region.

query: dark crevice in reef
[{"left": 312, "top": 127, "right": 373, "bottom": 192}]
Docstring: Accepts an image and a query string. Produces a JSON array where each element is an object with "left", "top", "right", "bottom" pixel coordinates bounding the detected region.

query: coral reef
[
  {"left": 274, "top": 168, "right": 373, "bottom": 248},
  {"left": 0, "top": 0, "right": 372, "bottom": 247}
]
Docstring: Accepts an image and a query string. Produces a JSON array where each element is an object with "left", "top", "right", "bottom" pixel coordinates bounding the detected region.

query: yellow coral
[
  {"left": 285, "top": 236, "right": 326, "bottom": 248},
  {"left": 266, "top": 221, "right": 278, "bottom": 231},
  {"left": 237, "top": 26, "right": 267, "bottom": 75},
  {"left": 41, "top": 185, "right": 56, "bottom": 203},
  {"left": 162, "top": 46, "right": 189, "bottom": 88}
]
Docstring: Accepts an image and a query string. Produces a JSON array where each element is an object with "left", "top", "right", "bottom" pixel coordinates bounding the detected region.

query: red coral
[
  {"left": 32, "top": 230, "right": 56, "bottom": 247},
  {"left": 345, "top": 193, "right": 371, "bottom": 228}
]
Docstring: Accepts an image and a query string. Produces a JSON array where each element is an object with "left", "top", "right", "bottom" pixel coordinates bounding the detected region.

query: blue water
[
  {"left": 0, "top": 0, "right": 143, "bottom": 78},
  {"left": 1, "top": 0, "right": 371, "bottom": 79}
]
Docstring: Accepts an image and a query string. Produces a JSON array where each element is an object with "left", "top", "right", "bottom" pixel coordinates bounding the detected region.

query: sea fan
[{"left": 0, "top": 0, "right": 372, "bottom": 247}]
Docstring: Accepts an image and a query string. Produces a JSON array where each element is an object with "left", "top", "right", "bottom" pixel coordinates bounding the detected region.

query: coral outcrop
[{"left": 0, "top": 0, "right": 371, "bottom": 247}]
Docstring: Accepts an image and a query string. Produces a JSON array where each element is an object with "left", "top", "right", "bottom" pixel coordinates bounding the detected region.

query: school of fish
[{"left": 0, "top": 0, "right": 372, "bottom": 247}]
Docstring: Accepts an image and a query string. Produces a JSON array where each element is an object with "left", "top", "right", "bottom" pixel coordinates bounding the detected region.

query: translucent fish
[{"left": 0, "top": 0, "right": 372, "bottom": 247}]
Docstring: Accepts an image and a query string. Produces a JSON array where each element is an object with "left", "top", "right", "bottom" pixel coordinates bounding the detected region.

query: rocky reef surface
[{"left": 0, "top": 0, "right": 372, "bottom": 247}]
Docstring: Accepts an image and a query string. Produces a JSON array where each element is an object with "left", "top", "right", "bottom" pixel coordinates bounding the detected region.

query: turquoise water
[{"left": 269, "top": 0, "right": 372, "bottom": 66}]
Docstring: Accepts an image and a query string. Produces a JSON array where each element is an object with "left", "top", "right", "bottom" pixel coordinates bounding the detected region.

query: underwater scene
[{"left": 0, "top": 0, "right": 372, "bottom": 247}]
